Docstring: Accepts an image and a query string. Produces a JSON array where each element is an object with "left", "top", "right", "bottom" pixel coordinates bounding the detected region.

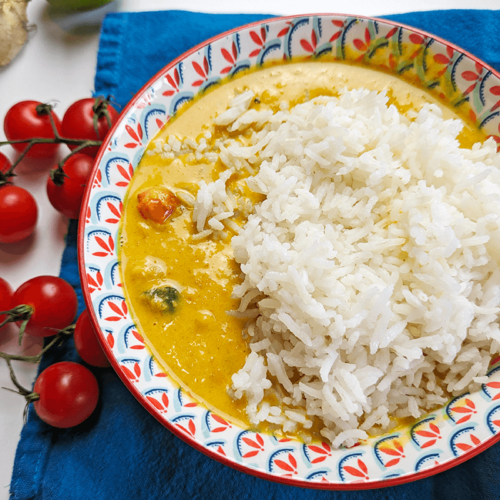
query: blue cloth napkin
[{"left": 9, "top": 9, "right": 500, "bottom": 500}]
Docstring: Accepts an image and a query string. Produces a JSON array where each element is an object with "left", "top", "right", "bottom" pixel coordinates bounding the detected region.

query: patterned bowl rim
[{"left": 78, "top": 13, "right": 500, "bottom": 490}]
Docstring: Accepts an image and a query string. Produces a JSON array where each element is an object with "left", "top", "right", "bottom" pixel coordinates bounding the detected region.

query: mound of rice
[{"left": 189, "top": 88, "right": 500, "bottom": 447}]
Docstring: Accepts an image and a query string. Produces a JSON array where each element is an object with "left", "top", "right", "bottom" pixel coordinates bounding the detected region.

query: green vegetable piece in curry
[{"left": 143, "top": 286, "right": 180, "bottom": 313}]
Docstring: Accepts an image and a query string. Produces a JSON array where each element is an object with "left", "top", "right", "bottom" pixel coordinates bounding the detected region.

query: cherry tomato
[
  {"left": 0, "top": 277, "right": 14, "bottom": 324},
  {"left": 137, "top": 187, "right": 180, "bottom": 224},
  {"left": 0, "top": 186, "right": 38, "bottom": 243},
  {"left": 74, "top": 309, "right": 109, "bottom": 367},
  {"left": 61, "top": 98, "right": 118, "bottom": 157},
  {"left": 12, "top": 276, "right": 78, "bottom": 337},
  {"left": 33, "top": 361, "right": 99, "bottom": 428},
  {"left": 0, "top": 152, "right": 12, "bottom": 174},
  {"left": 4, "top": 101, "right": 62, "bottom": 158},
  {"left": 46, "top": 154, "right": 94, "bottom": 219}
]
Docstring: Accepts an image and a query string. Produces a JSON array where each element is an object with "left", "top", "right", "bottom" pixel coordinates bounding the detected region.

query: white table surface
[{"left": 0, "top": 0, "right": 496, "bottom": 497}]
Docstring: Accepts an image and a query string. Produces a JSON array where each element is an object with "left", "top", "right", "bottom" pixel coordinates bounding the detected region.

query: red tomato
[
  {"left": 46, "top": 154, "right": 94, "bottom": 219},
  {"left": 0, "top": 186, "right": 38, "bottom": 243},
  {"left": 4, "top": 101, "right": 62, "bottom": 158},
  {"left": 12, "top": 276, "right": 78, "bottom": 337},
  {"left": 33, "top": 361, "right": 99, "bottom": 428},
  {"left": 0, "top": 152, "right": 12, "bottom": 174},
  {"left": 74, "top": 309, "right": 109, "bottom": 367},
  {"left": 0, "top": 277, "right": 14, "bottom": 324},
  {"left": 61, "top": 98, "right": 119, "bottom": 157}
]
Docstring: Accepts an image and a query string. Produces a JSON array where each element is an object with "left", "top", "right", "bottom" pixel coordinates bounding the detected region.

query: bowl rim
[{"left": 78, "top": 12, "right": 500, "bottom": 490}]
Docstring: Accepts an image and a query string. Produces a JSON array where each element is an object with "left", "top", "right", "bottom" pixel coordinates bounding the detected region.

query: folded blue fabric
[{"left": 9, "top": 9, "right": 500, "bottom": 500}]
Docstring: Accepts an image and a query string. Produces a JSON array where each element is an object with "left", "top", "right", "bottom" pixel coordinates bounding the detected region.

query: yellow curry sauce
[{"left": 120, "top": 61, "right": 486, "bottom": 431}]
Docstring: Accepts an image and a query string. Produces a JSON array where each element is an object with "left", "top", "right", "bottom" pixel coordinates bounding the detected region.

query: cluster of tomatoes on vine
[
  {"left": 0, "top": 97, "right": 120, "bottom": 427},
  {"left": 0, "top": 97, "right": 118, "bottom": 242},
  {"left": 0, "top": 275, "right": 110, "bottom": 428}
]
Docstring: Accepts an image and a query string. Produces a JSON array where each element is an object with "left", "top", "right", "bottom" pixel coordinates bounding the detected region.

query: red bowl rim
[{"left": 78, "top": 12, "right": 500, "bottom": 490}]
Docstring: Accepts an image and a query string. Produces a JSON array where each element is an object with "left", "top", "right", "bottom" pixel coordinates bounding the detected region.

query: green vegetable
[
  {"left": 46, "top": 0, "right": 114, "bottom": 12},
  {"left": 143, "top": 286, "right": 179, "bottom": 313}
]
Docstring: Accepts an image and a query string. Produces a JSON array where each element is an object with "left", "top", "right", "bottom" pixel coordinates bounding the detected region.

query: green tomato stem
[
  {"left": 2, "top": 359, "right": 40, "bottom": 425},
  {"left": 3, "top": 358, "right": 33, "bottom": 395},
  {"left": 0, "top": 304, "right": 33, "bottom": 326},
  {"left": 56, "top": 140, "right": 97, "bottom": 169},
  {"left": 0, "top": 137, "right": 102, "bottom": 147},
  {"left": 0, "top": 324, "right": 74, "bottom": 364},
  {"left": 0, "top": 137, "right": 101, "bottom": 187},
  {"left": 92, "top": 96, "right": 114, "bottom": 136},
  {"left": 0, "top": 323, "right": 76, "bottom": 422}
]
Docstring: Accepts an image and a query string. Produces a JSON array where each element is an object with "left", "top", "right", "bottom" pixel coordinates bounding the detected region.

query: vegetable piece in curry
[{"left": 137, "top": 186, "right": 180, "bottom": 224}]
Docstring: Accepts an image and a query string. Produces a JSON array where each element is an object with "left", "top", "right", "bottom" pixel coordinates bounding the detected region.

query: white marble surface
[{"left": 0, "top": 0, "right": 495, "bottom": 497}]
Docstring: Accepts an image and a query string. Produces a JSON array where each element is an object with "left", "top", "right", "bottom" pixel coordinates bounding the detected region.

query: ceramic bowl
[{"left": 79, "top": 14, "right": 500, "bottom": 489}]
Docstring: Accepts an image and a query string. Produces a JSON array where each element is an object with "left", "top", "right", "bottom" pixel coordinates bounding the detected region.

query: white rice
[{"left": 183, "top": 87, "right": 500, "bottom": 447}]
